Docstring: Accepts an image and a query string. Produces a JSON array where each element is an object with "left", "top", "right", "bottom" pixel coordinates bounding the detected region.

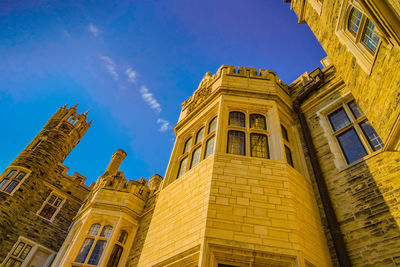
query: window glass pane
[
  {"left": 75, "top": 238, "right": 94, "bottom": 263},
  {"left": 191, "top": 147, "right": 202, "bottom": 168},
  {"left": 6, "top": 170, "right": 16, "bottom": 178},
  {"left": 100, "top": 225, "right": 113, "bottom": 238},
  {"left": 250, "top": 134, "right": 269, "bottom": 158},
  {"left": 4, "top": 180, "right": 19, "bottom": 194},
  {"left": 48, "top": 195, "right": 57, "bottom": 204},
  {"left": 39, "top": 204, "right": 57, "bottom": 220},
  {"left": 361, "top": 19, "right": 380, "bottom": 53},
  {"left": 5, "top": 258, "right": 22, "bottom": 267},
  {"left": 348, "top": 7, "right": 362, "bottom": 36},
  {"left": 229, "top": 112, "right": 245, "bottom": 127},
  {"left": 118, "top": 230, "right": 128, "bottom": 244},
  {"left": 285, "top": 145, "right": 294, "bottom": 167},
  {"left": 281, "top": 125, "right": 289, "bottom": 142},
  {"left": 208, "top": 117, "right": 217, "bottom": 134},
  {"left": 359, "top": 120, "right": 384, "bottom": 151},
  {"left": 177, "top": 157, "right": 188, "bottom": 178},
  {"left": 227, "top": 131, "right": 245, "bottom": 155},
  {"left": 205, "top": 136, "right": 215, "bottom": 158},
  {"left": 337, "top": 128, "right": 367, "bottom": 164},
  {"left": 250, "top": 114, "right": 266, "bottom": 130},
  {"left": 328, "top": 107, "right": 351, "bottom": 131},
  {"left": 0, "top": 179, "right": 9, "bottom": 190},
  {"left": 15, "top": 172, "right": 26, "bottom": 181},
  {"left": 195, "top": 128, "right": 205, "bottom": 144},
  {"left": 19, "top": 245, "right": 32, "bottom": 260},
  {"left": 88, "top": 240, "right": 107, "bottom": 265},
  {"left": 107, "top": 245, "right": 123, "bottom": 267},
  {"left": 183, "top": 137, "right": 192, "bottom": 154},
  {"left": 348, "top": 101, "right": 364, "bottom": 119},
  {"left": 12, "top": 242, "right": 25, "bottom": 256},
  {"left": 54, "top": 197, "right": 63, "bottom": 207},
  {"left": 88, "top": 224, "right": 101, "bottom": 236}
]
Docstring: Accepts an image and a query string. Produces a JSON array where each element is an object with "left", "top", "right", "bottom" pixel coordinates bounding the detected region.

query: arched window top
[
  {"left": 250, "top": 114, "right": 266, "bottom": 130},
  {"left": 118, "top": 230, "right": 128, "bottom": 244},
  {"left": 88, "top": 223, "right": 101, "bottom": 236},
  {"left": 348, "top": 7, "right": 362, "bottom": 36},
  {"left": 229, "top": 111, "right": 245, "bottom": 127},
  {"left": 208, "top": 117, "right": 217, "bottom": 134},
  {"left": 195, "top": 127, "right": 205, "bottom": 144},
  {"left": 100, "top": 225, "right": 113, "bottom": 238},
  {"left": 183, "top": 137, "right": 192, "bottom": 154}
]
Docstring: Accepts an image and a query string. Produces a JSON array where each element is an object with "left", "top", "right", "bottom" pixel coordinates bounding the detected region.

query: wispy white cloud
[
  {"left": 88, "top": 23, "right": 99, "bottom": 37},
  {"left": 125, "top": 67, "right": 137, "bottom": 83},
  {"left": 157, "top": 118, "right": 171, "bottom": 132},
  {"left": 100, "top": 55, "right": 119, "bottom": 80},
  {"left": 140, "top": 85, "right": 161, "bottom": 113}
]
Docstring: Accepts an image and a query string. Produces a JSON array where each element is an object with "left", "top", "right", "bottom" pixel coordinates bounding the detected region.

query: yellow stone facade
[{"left": 2, "top": 1, "right": 400, "bottom": 266}]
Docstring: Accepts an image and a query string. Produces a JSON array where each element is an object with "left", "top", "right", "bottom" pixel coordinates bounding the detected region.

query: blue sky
[{"left": 0, "top": 0, "right": 326, "bottom": 185}]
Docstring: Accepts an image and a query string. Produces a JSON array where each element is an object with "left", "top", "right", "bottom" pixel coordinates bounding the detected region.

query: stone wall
[{"left": 290, "top": 67, "right": 400, "bottom": 266}]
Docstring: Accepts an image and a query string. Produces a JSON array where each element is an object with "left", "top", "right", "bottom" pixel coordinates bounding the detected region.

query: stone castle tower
[
  {"left": 2, "top": 1, "right": 400, "bottom": 266},
  {"left": 0, "top": 105, "right": 92, "bottom": 266}
]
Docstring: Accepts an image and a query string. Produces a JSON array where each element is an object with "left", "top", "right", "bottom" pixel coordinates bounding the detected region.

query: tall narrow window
[
  {"left": 195, "top": 128, "right": 205, "bottom": 144},
  {"left": 348, "top": 7, "right": 362, "bottom": 36},
  {"left": 38, "top": 192, "right": 64, "bottom": 221},
  {"left": 250, "top": 134, "right": 269, "bottom": 158},
  {"left": 205, "top": 136, "right": 215, "bottom": 158},
  {"left": 208, "top": 117, "right": 217, "bottom": 134},
  {"left": 183, "top": 137, "right": 192, "bottom": 154},
  {"left": 191, "top": 147, "right": 202, "bottom": 168},
  {"left": 75, "top": 224, "right": 113, "bottom": 265},
  {"left": 229, "top": 112, "right": 245, "bottom": 127},
  {"left": 177, "top": 157, "right": 188, "bottom": 178},
  {"left": 285, "top": 145, "right": 294, "bottom": 167},
  {"left": 227, "top": 131, "right": 245, "bottom": 155},
  {"left": 250, "top": 114, "right": 266, "bottom": 130},
  {"left": 281, "top": 125, "right": 289, "bottom": 141},
  {"left": 328, "top": 100, "right": 383, "bottom": 164},
  {"left": 106, "top": 230, "right": 128, "bottom": 267},
  {"left": 0, "top": 170, "right": 27, "bottom": 194}
]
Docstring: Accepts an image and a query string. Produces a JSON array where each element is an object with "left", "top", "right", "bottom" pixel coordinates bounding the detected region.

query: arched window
[
  {"left": 250, "top": 114, "right": 266, "bottom": 130},
  {"left": 75, "top": 224, "right": 113, "bottom": 265},
  {"left": 208, "top": 117, "right": 217, "bottom": 134},
  {"left": 227, "top": 131, "right": 245, "bottom": 155},
  {"left": 229, "top": 112, "right": 245, "bottom": 127},
  {"left": 177, "top": 157, "right": 188, "bottom": 178},
  {"left": 205, "top": 136, "right": 215, "bottom": 158},
  {"left": 250, "top": 133, "right": 269, "bottom": 158},
  {"left": 191, "top": 147, "right": 202, "bottom": 168},
  {"left": 183, "top": 137, "right": 192, "bottom": 154},
  {"left": 195, "top": 128, "right": 205, "bottom": 144}
]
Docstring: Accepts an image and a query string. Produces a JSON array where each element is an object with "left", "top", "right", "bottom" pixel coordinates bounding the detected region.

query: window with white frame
[
  {"left": 327, "top": 100, "right": 383, "bottom": 164},
  {"left": 177, "top": 116, "right": 217, "bottom": 178},
  {"left": 0, "top": 168, "right": 29, "bottom": 195},
  {"left": 2, "top": 237, "right": 55, "bottom": 267},
  {"left": 37, "top": 191, "right": 65, "bottom": 221},
  {"left": 74, "top": 223, "right": 113, "bottom": 266},
  {"left": 336, "top": 1, "right": 381, "bottom": 73}
]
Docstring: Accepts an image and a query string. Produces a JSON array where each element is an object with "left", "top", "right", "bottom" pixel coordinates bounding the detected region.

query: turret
[{"left": 104, "top": 149, "right": 127, "bottom": 176}]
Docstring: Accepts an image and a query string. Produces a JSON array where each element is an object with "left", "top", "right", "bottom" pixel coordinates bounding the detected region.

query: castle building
[{"left": 1, "top": 1, "right": 400, "bottom": 266}]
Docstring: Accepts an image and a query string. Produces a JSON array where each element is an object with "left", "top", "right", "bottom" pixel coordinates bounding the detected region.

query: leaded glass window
[
  {"left": 250, "top": 134, "right": 268, "bottom": 158},
  {"left": 205, "top": 136, "right": 215, "bottom": 158},
  {"left": 359, "top": 120, "right": 384, "bottom": 151},
  {"left": 0, "top": 170, "right": 28, "bottom": 194},
  {"left": 38, "top": 192, "right": 64, "bottom": 221},
  {"left": 229, "top": 112, "right": 245, "bottom": 127},
  {"left": 195, "top": 128, "right": 205, "bottom": 144},
  {"left": 250, "top": 114, "right": 266, "bottom": 130},
  {"left": 191, "top": 147, "right": 202, "bottom": 168},
  {"left": 183, "top": 137, "right": 192, "bottom": 154},
  {"left": 328, "top": 107, "right": 350, "bottom": 131},
  {"left": 348, "top": 7, "right": 362, "bottom": 36},
  {"left": 361, "top": 19, "right": 380, "bottom": 53},
  {"left": 227, "top": 131, "right": 245, "bottom": 155},
  {"left": 177, "top": 157, "right": 188, "bottom": 178},
  {"left": 208, "top": 117, "right": 217, "bottom": 134}
]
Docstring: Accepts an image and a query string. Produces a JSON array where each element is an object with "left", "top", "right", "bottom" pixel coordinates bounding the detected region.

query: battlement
[
  {"left": 182, "top": 65, "right": 288, "bottom": 111},
  {"left": 57, "top": 163, "right": 93, "bottom": 190}
]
